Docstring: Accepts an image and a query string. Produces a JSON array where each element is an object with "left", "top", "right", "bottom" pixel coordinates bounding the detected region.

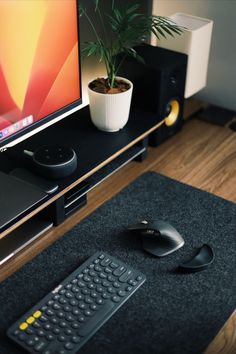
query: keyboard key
[
  {"left": 119, "top": 270, "right": 132, "bottom": 282},
  {"left": 100, "top": 258, "right": 111, "bottom": 267},
  {"left": 113, "top": 266, "right": 126, "bottom": 276},
  {"left": 8, "top": 252, "right": 146, "bottom": 354},
  {"left": 79, "top": 301, "right": 114, "bottom": 337}
]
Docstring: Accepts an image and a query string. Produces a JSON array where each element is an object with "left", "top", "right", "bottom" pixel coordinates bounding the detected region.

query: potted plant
[{"left": 80, "top": 0, "right": 183, "bottom": 132}]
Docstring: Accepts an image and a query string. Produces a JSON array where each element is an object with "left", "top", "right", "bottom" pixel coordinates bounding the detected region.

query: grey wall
[
  {"left": 151, "top": 0, "right": 236, "bottom": 111},
  {"left": 79, "top": 0, "right": 149, "bottom": 104}
]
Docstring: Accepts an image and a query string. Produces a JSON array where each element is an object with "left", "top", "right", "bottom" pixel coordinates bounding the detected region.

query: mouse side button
[{"left": 179, "top": 244, "right": 214, "bottom": 272}]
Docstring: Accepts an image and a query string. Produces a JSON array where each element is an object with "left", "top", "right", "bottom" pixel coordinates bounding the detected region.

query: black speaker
[{"left": 117, "top": 44, "right": 187, "bottom": 146}]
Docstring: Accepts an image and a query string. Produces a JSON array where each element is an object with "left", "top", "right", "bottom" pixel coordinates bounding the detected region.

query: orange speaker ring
[{"left": 164, "top": 99, "right": 180, "bottom": 127}]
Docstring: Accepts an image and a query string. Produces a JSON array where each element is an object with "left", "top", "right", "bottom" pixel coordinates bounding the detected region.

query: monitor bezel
[{"left": 0, "top": 0, "right": 82, "bottom": 151}]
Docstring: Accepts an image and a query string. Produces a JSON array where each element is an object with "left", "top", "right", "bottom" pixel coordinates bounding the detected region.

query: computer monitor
[{"left": 0, "top": 0, "right": 82, "bottom": 152}]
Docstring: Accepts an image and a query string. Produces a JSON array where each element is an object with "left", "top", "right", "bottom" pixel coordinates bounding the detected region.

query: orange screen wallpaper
[{"left": 0, "top": 0, "right": 81, "bottom": 140}]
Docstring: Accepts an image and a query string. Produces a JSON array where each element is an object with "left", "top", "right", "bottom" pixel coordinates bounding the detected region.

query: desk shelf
[{"left": 0, "top": 105, "right": 162, "bottom": 273}]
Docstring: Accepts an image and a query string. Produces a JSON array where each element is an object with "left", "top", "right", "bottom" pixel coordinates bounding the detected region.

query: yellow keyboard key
[
  {"left": 19, "top": 322, "right": 28, "bottom": 330},
  {"left": 33, "top": 310, "right": 42, "bottom": 319},
  {"left": 26, "top": 316, "right": 35, "bottom": 324}
]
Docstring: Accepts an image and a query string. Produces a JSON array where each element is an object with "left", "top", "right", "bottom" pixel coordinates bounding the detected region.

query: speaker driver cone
[{"left": 164, "top": 99, "right": 180, "bottom": 127}]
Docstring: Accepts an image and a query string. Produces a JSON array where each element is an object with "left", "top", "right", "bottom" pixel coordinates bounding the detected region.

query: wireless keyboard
[{"left": 8, "top": 251, "right": 146, "bottom": 353}]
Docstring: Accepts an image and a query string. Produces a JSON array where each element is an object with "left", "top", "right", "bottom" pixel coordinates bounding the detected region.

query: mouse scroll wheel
[{"left": 145, "top": 229, "right": 160, "bottom": 237}]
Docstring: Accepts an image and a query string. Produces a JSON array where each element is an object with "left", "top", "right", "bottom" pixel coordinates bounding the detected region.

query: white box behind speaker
[{"left": 152, "top": 13, "right": 213, "bottom": 98}]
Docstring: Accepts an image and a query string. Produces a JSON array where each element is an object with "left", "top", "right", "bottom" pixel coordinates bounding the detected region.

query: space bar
[{"left": 79, "top": 301, "right": 115, "bottom": 337}]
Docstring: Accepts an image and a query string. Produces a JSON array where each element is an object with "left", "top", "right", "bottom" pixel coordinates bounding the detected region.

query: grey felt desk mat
[{"left": 0, "top": 171, "right": 235, "bottom": 354}]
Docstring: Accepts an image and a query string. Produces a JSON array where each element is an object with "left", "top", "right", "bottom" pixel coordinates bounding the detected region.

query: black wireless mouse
[{"left": 127, "top": 220, "right": 184, "bottom": 257}]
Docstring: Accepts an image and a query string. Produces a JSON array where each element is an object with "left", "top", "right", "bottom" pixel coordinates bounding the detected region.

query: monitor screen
[{"left": 0, "top": 0, "right": 82, "bottom": 150}]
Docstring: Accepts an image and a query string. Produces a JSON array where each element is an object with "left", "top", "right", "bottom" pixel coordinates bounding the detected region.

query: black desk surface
[
  {"left": 0, "top": 105, "right": 161, "bottom": 233},
  {"left": 0, "top": 172, "right": 235, "bottom": 354}
]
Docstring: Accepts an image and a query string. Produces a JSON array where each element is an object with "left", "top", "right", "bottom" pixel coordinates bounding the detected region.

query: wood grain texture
[{"left": 204, "top": 310, "right": 236, "bottom": 354}]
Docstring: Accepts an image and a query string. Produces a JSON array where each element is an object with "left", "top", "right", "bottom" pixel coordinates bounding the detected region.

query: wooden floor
[{"left": 2, "top": 109, "right": 236, "bottom": 353}]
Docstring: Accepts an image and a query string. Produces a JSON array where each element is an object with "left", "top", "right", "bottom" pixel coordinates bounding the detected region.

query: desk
[{"left": 0, "top": 99, "right": 235, "bottom": 353}]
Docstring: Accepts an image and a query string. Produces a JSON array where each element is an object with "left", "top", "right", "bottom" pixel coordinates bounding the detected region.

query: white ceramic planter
[{"left": 88, "top": 77, "right": 133, "bottom": 132}]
